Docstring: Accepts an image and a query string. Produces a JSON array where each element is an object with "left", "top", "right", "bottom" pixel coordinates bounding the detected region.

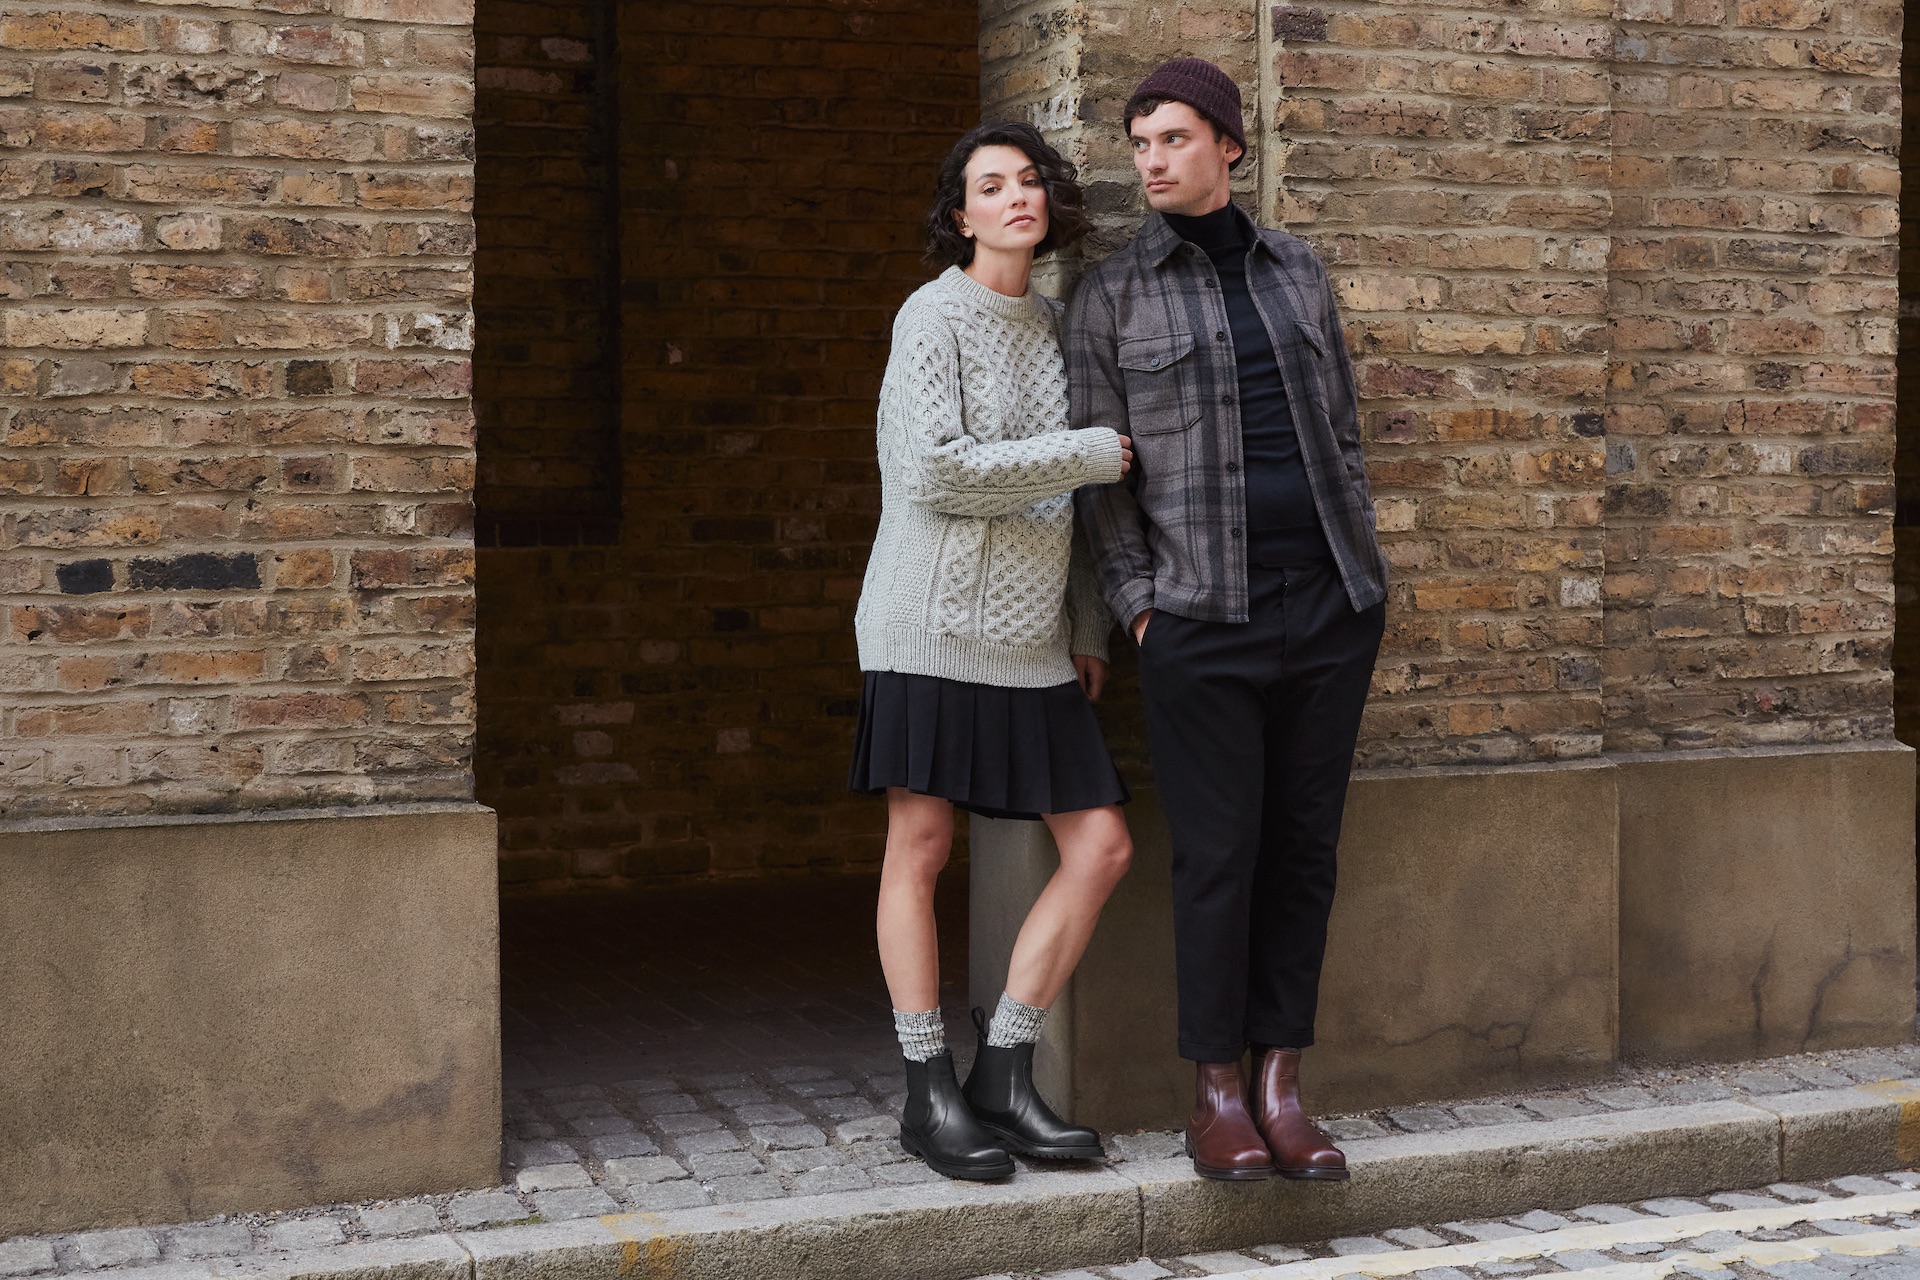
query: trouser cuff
[{"left": 1179, "top": 1039, "right": 1247, "bottom": 1063}]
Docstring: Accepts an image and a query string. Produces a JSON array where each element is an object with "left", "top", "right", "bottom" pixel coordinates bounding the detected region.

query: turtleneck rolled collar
[{"left": 1162, "top": 203, "right": 1250, "bottom": 257}]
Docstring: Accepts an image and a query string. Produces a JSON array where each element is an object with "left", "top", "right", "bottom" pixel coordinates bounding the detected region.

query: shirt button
[
  {"left": 1149, "top": 356, "right": 1161, "bottom": 367},
  {"left": 1215, "top": 330, "right": 1227, "bottom": 341},
  {"left": 1226, "top": 461, "right": 1240, "bottom": 473},
  {"left": 1230, "top": 528, "right": 1243, "bottom": 539},
  {"left": 1222, "top": 393, "right": 1234, "bottom": 405}
]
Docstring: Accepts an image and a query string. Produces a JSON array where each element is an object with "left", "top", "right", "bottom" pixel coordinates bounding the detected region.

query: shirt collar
[{"left": 1137, "top": 204, "right": 1276, "bottom": 268}]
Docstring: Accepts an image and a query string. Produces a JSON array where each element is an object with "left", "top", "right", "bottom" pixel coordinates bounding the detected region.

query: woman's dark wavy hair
[{"left": 923, "top": 121, "right": 1092, "bottom": 269}]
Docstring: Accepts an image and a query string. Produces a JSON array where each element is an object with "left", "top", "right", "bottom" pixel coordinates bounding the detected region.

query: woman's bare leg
[
  {"left": 1002, "top": 805, "right": 1133, "bottom": 1010},
  {"left": 876, "top": 787, "right": 956, "bottom": 1013}
]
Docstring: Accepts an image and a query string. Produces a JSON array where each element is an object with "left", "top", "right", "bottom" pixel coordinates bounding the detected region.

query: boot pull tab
[{"left": 970, "top": 1006, "right": 990, "bottom": 1039}]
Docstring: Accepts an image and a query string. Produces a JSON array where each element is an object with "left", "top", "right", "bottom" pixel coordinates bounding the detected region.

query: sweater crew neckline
[{"left": 941, "top": 265, "right": 1046, "bottom": 320}]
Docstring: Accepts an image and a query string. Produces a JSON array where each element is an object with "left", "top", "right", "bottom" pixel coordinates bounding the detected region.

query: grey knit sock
[
  {"left": 986, "top": 992, "right": 1048, "bottom": 1047},
  {"left": 893, "top": 1008, "right": 945, "bottom": 1062}
]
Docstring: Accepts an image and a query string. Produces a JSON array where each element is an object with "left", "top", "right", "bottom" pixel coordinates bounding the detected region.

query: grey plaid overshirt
[{"left": 1067, "top": 208, "right": 1389, "bottom": 627}]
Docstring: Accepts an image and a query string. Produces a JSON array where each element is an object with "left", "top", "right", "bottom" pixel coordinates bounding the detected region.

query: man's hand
[
  {"left": 1072, "top": 654, "right": 1108, "bottom": 701},
  {"left": 1117, "top": 433, "right": 1134, "bottom": 476},
  {"left": 1132, "top": 609, "right": 1154, "bottom": 646}
]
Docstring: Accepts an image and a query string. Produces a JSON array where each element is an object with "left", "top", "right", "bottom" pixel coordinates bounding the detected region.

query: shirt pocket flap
[
  {"left": 1117, "top": 331, "right": 1196, "bottom": 372},
  {"left": 1294, "top": 320, "right": 1328, "bottom": 358}
]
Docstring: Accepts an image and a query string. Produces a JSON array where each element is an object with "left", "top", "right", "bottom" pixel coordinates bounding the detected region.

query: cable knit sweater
[{"left": 856, "top": 266, "right": 1126, "bottom": 688}]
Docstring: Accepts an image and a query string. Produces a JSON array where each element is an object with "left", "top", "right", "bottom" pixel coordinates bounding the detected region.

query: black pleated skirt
[{"left": 847, "top": 671, "right": 1130, "bottom": 821}]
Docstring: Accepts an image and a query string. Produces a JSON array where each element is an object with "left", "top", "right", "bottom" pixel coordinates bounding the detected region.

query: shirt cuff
[{"left": 1110, "top": 578, "right": 1156, "bottom": 635}]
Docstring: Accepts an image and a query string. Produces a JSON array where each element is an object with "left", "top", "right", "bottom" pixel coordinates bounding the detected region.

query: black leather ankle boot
[
  {"left": 899, "top": 1052, "right": 1015, "bottom": 1181},
  {"left": 961, "top": 1007, "right": 1103, "bottom": 1160}
]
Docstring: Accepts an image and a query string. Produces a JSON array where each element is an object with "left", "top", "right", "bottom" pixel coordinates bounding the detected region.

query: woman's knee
[{"left": 1063, "top": 824, "right": 1132, "bottom": 886}]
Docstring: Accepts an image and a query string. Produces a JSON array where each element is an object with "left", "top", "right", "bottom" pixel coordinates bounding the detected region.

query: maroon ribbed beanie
[{"left": 1126, "top": 58, "right": 1247, "bottom": 168}]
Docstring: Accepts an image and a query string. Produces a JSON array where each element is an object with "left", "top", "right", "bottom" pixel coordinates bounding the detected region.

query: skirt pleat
[{"left": 848, "top": 671, "right": 1129, "bottom": 821}]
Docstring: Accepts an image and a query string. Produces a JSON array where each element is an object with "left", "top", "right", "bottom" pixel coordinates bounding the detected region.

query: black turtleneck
[{"left": 1161, "top": 204, "right": 1330, "bottom": 567}]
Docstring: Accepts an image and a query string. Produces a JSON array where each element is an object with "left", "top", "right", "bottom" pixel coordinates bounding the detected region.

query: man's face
[{"left": 1128, "top": 100, "right": 1241, "bottom": 216}]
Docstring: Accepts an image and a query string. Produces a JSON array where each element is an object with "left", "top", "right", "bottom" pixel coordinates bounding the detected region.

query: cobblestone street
[{"left": 978, "top": 1172, "right": 1920, "bottom": 1280}]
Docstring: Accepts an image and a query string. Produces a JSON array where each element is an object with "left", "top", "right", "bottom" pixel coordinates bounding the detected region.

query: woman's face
[{"left": 956, "top": 144, "right": 1049, "bottom": 257}]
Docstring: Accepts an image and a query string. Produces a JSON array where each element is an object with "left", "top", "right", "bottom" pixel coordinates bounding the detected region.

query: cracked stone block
[
  {"left": 791, "top": 1165, "right": 872, "bottom": 1196},
  {"left": 265, "top": 1220, "right": 344, "bottom": 1252},
  {"left": 587, "top": 1134, "right": 661, "bottom": 1160},
  {"left": 1732, "top": 1071, "right": 1798, "bottom": 1095},
  {"left": 626, "top": 1181, "right": 711, "bottom": 1211},
  {"left": 847, "top": 1140, "right": 915, "bottom": 1169},
  {"left": 675, "top": 1129, "right": 745, "bottom": 1156},
  {"left": 1388, "top": 1107, "right": 1457, "bottom": 1133},
  {"left": 0, "top": 1241, "right": 56, "bottom": 1277},
  {"left": 814, "top": 1096, "right": 877, "bottom": 1121},
  {"left": 1640, "top": 1198, "right": 1710, "bottom": 1217},
  {"left": 1331, "top": 1237, "right": 1399, "bottom": 1255},
  {"left": 1111, "top": 1130, "right": 1184, "bottom": 1161},
  {"left": 1786, "top": 1065, "right": 1856, "bottom": 1089},
  {"left": 1384, "top": 1228, "right": 1449, "bottom": 1249},
  {"left": 612, "top": 1076, "right": 678, "bottom": 1097},
  {"left": 1511, "top": 1210, "right": 1577, "bottom": 1232},
  {"left": 1589, "top": 1088, "right": 1658, "bottom": 1110},
  {"left": 1324, "top": 1117, "right": 1390, "bottom": 1141},
  {"left": 532, "top": 1189, "right": 620, "bottom": 1220},
  {"left": 1179, "top": 1252, "right": 1264, "bottom": 1274},
  {"left": 1456, "top": 1104, "right": 1530, "bottom": 1127},
  {"left": 1709, "top": 1192, "right": 1785, "bottom": 1210},
  {"left": 734, "top": 1103, "right": 805, "bottom": 1126},
  {"left": 448, "top": 1193, "right": 532, "bottom": 1229},
  {"left": 1252, "top": 1245, "right": 1311, "bottom": 1263},
  {"left": 1547, "top": 1252, "right": 1619, "bottom": 1270},
  {"left": 871, "top": 1161, "right": 941, "bottom": 1185},
  {"left": 710, "top": 1174, "right": 785, "bottom": 1203},
  {"left": 75, "top": 1229, "right": 161, "bottom": 1269},
  {"left": 1574, "top": 1205, "right": 1649, "bottom": 1223},
  {"left": 751, "top": 1123, "right": 827, "bottom": 1151},
  {"left": 1614, "top": 1241, "right": 1667, "bottom": 1255},
  {"left": 170, "top": 1224, "right": 253, "bottom": 1257},
  {"left": 689, "top": 1150, "right": 763, "bottom": 1179},
  {"left": 507, "top": 1139, "right": 578, "bottom": 1167},
  {"left": 604, "top": 1156, "right": 690, "bottom": 1187},
  {"left": 515, "top": 1164, "right": 592, "bottom": 1192},
  {"left": 1110, "top": 1262, "right": 1176, "bottom": 1280},
  {"left": 767, "top": 1147, "right": 843, "bottom": 1173},
  {"left": 1443, "top": 1221, "right": 1530, "bottom": 1241},
  {"left": 655, "top": 1112, "right": 722, "bottom": 1136},
  {"left": 1832, "top": 1175, "right": 1904, "bottom": 1195},
  {"left": 358, "top": 1204, "right": 440, "bottom": 1238},
  {"left": 786, "top": 1077, "right": 853, "bottom": 1099},
  {"left": 1811, "top": 1221, "right": 1878, "bottom": 1236},
  {"left": 1688, "top": 1231, "right": 1751, "bottom": 1250},
  {"left": 637, "top": 1093, "right": 702, "bottom": 1117},
  {"left": 710, "top": 1089, "right": 770, "bottom": 1109},
  {"left": 1767, "top": 1184, "right": 1827, "bottom": 1202},
  {"left": 1520, "top": 1096, "right": 1607, "bottom": 1121},
  {"left": 570, "top": 1114, "right": 637, "bottom": 1137}
]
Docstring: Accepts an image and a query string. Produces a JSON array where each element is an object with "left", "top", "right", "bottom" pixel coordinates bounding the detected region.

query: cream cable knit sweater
[{"left": 855, "top": 266, "right": 1126, "bottom": 688}]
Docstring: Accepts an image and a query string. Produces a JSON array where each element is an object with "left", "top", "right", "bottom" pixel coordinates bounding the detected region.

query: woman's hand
[
  {"left": 1073, "top": 653, "right": 1108, "bottom": 701},
  {"left": 1117, "top": 433, "right": 1133, "bottom": 476}
]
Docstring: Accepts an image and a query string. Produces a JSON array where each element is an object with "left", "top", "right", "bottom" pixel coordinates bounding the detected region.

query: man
[{"left": 1068, "top": 58, "right": 1389, "bottom": 1182}]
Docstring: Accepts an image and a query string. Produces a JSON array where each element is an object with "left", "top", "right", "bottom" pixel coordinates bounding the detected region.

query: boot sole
[
  {"left": 899, "top": 1127, "right": 1015, "bottom": 1181},
  {"left": 1277, "top": 1165, "right": 1350, "bottom": 1181},
  {"left": 1183, "top": 1133, "right": 1275, "bottom": 1181},
  {"left": 980, "top": 1123, "right": 1103, "bottom": 1161}
]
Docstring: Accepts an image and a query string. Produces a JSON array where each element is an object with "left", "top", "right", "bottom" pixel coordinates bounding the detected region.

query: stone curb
[{"left": 77, "top": 1080, "right": 1920, "bottom": 1280}]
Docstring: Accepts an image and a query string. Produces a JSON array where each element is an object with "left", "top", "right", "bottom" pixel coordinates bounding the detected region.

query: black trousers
[{"left": 1137, "top": 559, "right": 1385, "bottom": 1062}]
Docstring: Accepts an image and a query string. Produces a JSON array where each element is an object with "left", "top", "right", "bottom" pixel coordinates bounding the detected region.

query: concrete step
[{"left": 64, "top": 1077, "right": 1920, "bottom": 1280}]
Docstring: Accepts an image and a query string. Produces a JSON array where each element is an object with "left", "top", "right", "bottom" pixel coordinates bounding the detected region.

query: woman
[{"left": 848, "top": 121, "right": 1136, "bottom": 1181}]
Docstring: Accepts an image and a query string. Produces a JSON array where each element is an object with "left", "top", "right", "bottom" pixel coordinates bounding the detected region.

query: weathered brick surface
[
  {"left": 473, "top": 0, "right": 979, "bottom": 883},
  {"left": 1893, "top": 7, "right": 1920, "bottom": 753},
  {"left": 0, "top": 0, "right": 476, "bottom": 816}
]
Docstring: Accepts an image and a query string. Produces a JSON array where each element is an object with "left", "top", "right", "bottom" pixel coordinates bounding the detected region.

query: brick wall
[
  {"left": 474, "top": 0, "right": 979, "bottom": 883},
  {"left": 0, "top": 0, "right": 478, "bottom": 817},
  {"left": 1896, "top": 0, "right": 1920, "bottom": 752}
]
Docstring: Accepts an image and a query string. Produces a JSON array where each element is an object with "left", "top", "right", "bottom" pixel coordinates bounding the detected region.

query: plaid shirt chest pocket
[{"left": 1116, "top": 331, "right": 1201, "bottom": 433}]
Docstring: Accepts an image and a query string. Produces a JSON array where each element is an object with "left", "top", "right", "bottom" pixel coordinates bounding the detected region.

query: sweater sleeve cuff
[
  {"left": 1069, "top": 609, "right": 1112, "bottom": 663},
  {"left": 1077, "top": 428, "right": 1126, "bottom": 486}
]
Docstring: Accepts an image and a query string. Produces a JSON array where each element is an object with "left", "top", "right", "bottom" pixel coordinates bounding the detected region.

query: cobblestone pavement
[
  {"left": 970, "top": 1170, "right": 1920, "bottom": 1280},
  {"left": 3, "top": 1042, "right": 1918, "bottom": 1275}
]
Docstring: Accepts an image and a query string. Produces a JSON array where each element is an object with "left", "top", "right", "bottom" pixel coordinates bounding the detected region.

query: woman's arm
[{"left": 887, "top": 308, "right": 1125, "bottom": 519}]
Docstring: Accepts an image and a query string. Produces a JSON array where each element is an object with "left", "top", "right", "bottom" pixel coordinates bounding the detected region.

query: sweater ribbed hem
[{"left": 857, "top": 623, "right": 1079, "bottom": 690}]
